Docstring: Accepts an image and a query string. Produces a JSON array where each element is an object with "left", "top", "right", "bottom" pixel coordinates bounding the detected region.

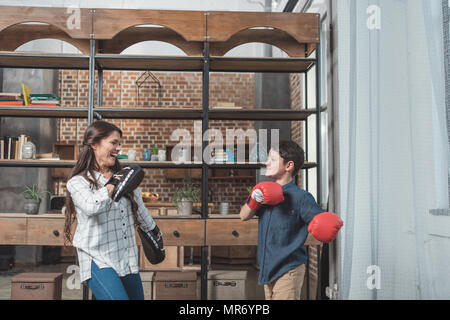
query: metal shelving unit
[{"left": 0, "top": 7, "right": 323, "bottom": 301}]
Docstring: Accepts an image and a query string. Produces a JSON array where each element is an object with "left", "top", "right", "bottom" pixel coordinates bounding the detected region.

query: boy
[{"left": 240, "top": 140, "right": 342, "bottom": 300}]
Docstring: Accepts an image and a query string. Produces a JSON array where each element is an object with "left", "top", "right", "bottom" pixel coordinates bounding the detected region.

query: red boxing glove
[
  {"left": 308, "top": 212, "right": 343, "bottom": 243},
  {"left": 246, "top": 182, "right": 284, "bottom": 211}
]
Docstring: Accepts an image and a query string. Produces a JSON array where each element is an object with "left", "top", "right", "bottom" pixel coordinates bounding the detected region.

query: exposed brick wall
[
  {"left": 56, "top": 71, "right": 256, "bottom": 215},
  {"left": 56, "top": 71, "right": 307, "bottom": 214}
]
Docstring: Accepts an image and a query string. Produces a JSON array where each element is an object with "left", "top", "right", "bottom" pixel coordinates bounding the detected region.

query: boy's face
[{"left": 264, "top": 149, "right": 294, "bottom": 179}]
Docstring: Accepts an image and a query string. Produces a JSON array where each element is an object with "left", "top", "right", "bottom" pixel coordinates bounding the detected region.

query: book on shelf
[
  {"left": 30, "top": 94, "right": 60, "bottom": 101},
  {"left": 0, "top": 92, "right": 24, "bottom": 106},
  {"left": 2, "top": 135, "right": 30, "bottom": 160},
  {"left": 0, "top": 100, "right": 24, "bottom": 106},
  {"left": 31, "top": 100, "right": 59, "bottom": 104},
  {"left": 29, "top": 93, "right": 60, "bottom": 106},
  {"left": 0, "top": 92, "right": 22, "bottom": 99},
  {"left": 29, "top": 103, "right": 60, "bottom": 106}
]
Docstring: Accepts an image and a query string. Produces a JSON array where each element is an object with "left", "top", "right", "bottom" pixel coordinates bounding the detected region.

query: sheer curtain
[{"left": 337, "top": 0, "right": 448, "bottom": 299}]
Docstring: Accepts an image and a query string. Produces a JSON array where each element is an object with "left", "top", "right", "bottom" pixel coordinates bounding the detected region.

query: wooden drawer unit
[
  {"left": 150, "top": 219, "right": 205, "bottom": 246},
  {"left": 206, "top": 219, "right": 258, "bottom": 246},
  {"left": 27, "top": 218, "right": 65, "bottom": 246},
  {"left": 0, "top": 217, "right": 27, "bottom": 244}
]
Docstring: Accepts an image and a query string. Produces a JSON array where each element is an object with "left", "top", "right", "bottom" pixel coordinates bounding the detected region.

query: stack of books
[
  {"left": 210, "top": 149, "right": 236, "bottom": 162},
  {"left": 1, "top": 134, "right": 31, "bottom": 160},
  {"left": 0, "top": 93, "right": 24, "bottom": 106},
  {"left": 30, "top": 94, "right": 60, "bottom": 106}
]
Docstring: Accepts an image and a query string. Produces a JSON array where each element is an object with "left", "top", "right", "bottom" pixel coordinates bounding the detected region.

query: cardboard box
[
  {"left": 11, "top": 273, "right": 63, "bottom": 300},
  {"left": 153, "top": 271, "right": 198, "bottom": 300},
  {"left": 140, "top": 271, "right": 154, "bottom": 300}
]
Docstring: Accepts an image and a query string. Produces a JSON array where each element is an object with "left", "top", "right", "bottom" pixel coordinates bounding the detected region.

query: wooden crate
[
  {"left": 208, "top": 270, "right": 248, "bottom": 300},
  {"left": 51, "top": 143, "right": 79, "bottom": 179},
  {"left": 153, "top": 271, "right": 198, "bottom": 300},
  {"left": 11, "top": 273, "right": 63, "bottom": 300}
]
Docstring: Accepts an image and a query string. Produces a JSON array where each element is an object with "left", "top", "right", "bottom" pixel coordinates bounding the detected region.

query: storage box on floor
[
  {"left": 207, "top": 269, "right": 265, "bottom": 300},
  {"left": 11, "top": 273, "right": 63, "bottom": 300},
  {"left": 140, "top": 271, "right": 154, "bottom": 300},
  {"left": 153, "top": 271, "right": 198, "bottom": 300}
]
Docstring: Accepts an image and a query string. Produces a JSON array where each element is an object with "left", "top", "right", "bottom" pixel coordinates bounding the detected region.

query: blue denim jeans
[{"left": 87, "top": 260, "right": 145, "bottom": 300}]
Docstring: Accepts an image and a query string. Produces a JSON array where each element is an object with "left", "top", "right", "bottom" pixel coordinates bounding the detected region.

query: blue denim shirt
[{"left": 256, "top": 180, "right": 324, "bottom": 285}]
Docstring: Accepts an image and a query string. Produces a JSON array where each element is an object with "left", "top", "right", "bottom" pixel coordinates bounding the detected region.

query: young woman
[{"left": 64, "top": 120, "right": 156, "bottom": 300}]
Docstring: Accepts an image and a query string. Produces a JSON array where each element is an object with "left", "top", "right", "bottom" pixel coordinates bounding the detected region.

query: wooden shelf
[
  {"left": 95, "top": 54, "right": 204, "bottom": 71},
  {"left": 0, "top": 51, "right": 89, "bottom": 69},
  {"left": 210, "top": 176, "right": 254, "bottom": 180},
  {"left": 0, "top": 160, "right": 75, "bottom": 167},
  {"left": 93, "top": 107, "right": 203, "bottom": 120},
  {"left": 0, "top": 106, "right": 89, "bottom": 118},
  {"left": 210, "top": 56, "right": 315, "bottom": 73},
  {"left": 209, "top": 108, "right": 316, "bottom": 120},
  {"left": 0, "top": 159, "right": 316, "bottom": 170}
]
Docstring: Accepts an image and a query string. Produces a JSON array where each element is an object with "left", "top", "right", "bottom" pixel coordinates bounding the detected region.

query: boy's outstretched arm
[{"left": 239, "top": 203, "right": 257, "bottom": 221}]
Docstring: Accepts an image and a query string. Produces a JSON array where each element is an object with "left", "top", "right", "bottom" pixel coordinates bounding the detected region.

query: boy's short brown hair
[{"left": 272, "top": 140, "right": 305, "bottom": 177}]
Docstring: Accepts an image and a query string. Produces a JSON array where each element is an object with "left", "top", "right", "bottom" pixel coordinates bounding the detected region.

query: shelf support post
[
  {"left": 201, "top": 41, "right": 210, "bottom": 301},
  {"left": 88, "top": 39, "right": 96, "bottom": 124}
]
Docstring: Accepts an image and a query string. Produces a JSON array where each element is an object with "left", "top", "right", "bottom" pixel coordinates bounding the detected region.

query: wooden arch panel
[
  {"left": 207, "top": 11, "right": 320, "bottom": 45},
  {"left": 0, "top": 6, "right": 92, "bottom": 39},
  {"left": 100, "top": 26, "right": 203, "bottom": 56},
  {"left": 92, "top": 9, "right": 206, "bottom": 41},
  {"left": 209, "top": 28, "right": 312, "bottom": 58},
  {"left": 0, "top": 24, "right": 89, "bottom": 54}
]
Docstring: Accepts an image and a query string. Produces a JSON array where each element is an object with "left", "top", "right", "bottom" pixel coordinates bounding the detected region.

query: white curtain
[{"left": 337, "top": 0, "right": 449, "bottom": 299}]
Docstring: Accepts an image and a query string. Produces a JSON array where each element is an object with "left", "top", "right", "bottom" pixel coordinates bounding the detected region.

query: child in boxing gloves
[
  {"left": 63, "top": 120, "right": 163, "bottom": 300},
  {"left": 240, "top": 140, "right": 343, "bottom": 300}
]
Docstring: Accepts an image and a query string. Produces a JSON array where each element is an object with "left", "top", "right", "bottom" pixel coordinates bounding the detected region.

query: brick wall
[
  {"left": 56, "top": 70, "right": 256, "bottom": 214},
  {"left": 56, "top": 71, "right": 307, "bottom": 215}
]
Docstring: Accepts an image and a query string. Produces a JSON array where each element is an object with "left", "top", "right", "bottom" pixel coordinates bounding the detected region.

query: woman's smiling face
[{"left": 92, "top": 130, "right": 121, "bottom": 171}]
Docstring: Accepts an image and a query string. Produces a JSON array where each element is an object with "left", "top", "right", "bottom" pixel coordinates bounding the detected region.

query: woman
[{"left": 64, "top": 120, "right": 155, "bottom": 300}]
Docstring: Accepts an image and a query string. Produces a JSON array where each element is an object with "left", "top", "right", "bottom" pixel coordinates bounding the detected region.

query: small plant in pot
[
  {"left": 23, "top": 184, "right": 51, "bottom": 215},
  {"left": 172, "top": 179, "right": 199, "bottom": 216}
]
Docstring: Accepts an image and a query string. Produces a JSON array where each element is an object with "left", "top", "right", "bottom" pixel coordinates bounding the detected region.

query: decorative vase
[
  {"left": 143, "top": 149, "right": 152, "bottom": 161},
  {"left": 128, "top": 149, "right": 136, "bottom": 161},
  {"left": 151, "top": 154, "right": 159, "bottom": 161},
  {"left": 177, "top": 199, "right": 193, "bottom": 216},
  {"left": 24, "top": 199, "right": 40, "bottom": 215},
  {"left": 158, "top": 150, "right": 166, "bottom": 161},
  {"left": 220, "top": 202, "right": 230, "bottom": 215}
]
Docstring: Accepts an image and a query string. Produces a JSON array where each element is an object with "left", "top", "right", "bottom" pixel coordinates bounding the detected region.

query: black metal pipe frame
[
  {"left": 315, "top": 19, "right": 323, "bottom": 301},
  {"left": 88, "top": 39, "right": 96, "bottom": 125},
  {"left": 201, "top": 41, "right": 210, "bottom": 300},
  {"left": 97, "top": 69, "right": 103, "bottom": 107}
]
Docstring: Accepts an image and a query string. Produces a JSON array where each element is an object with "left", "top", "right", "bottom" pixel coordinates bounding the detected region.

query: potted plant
[
  {"left": 172, "top": 179, "right": 199, "bottom": 216},
  {"left": 151, "top": 145, "right": 159, "bottom": 161},
  {"left": 23, "top": 184, "right": 51, "bottom": 215}
]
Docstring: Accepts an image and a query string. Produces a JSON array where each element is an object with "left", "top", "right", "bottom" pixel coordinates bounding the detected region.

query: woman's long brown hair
[{"left": 64, "top": 121, "right": 140, "bottom": 246}]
